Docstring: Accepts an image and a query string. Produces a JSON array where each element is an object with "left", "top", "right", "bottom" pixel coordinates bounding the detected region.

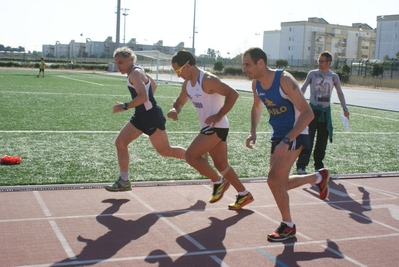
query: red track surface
[{"left": 1, "top": 176, "right": 399, "bottom": 266}]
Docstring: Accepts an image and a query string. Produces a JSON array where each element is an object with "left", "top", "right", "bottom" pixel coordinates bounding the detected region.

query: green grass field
[{"left": 0, "top": 68, "right": 398, "bottom": 186}]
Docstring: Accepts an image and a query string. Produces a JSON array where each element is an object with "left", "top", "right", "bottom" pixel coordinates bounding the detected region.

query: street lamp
[
  {"left": 115, "top": 0, "right": 121, "bottom": 48},
  {"left": 122, "top": 8, "right": 129, "bottom": 45},
  {"left": 377, "top": 16, "right": 385, "bottom": 60},
  {"left": 192, "top": 0, "right": 196, "bottom": 54},
  {"left": 255, "top": 33, "right": 261, "bottom": 48},
  {"left": 80, "top": 33, "right": 83, "bottom": 64}
]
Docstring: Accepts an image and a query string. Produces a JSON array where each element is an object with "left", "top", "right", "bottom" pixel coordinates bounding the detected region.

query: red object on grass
[{"left": 0, "top": 155, "right": 22, "bottom": 165}]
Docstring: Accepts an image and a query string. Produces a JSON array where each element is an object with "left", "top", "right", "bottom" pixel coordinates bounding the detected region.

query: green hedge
[{"left": 0, "top": 61, "right": 108, "bottom": 71}]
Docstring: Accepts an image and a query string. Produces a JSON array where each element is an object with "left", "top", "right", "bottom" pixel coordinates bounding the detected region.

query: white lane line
[
  {"left": 322, "top": 243, "right": 367, "bottom": 267},
  {"left": 1, "top": 130, "right": 397, "bottom": 135},
  {"left": 33, "top": 191, "right": 52, "bottom": 217},
  {"left": 57, "top": 75, "right": 104, "bottom": 86},
  {"left": 353, "top": 113, "right": 399, "bottom": 122},
  {"left": 329, "top": 203, "right": 399, "bottom": 232},
  {"left": 19, "top": 234, "right": 399, "bottom": 267},
  {"left": 128, "top": 191, "right": 229, "bottom": 267},
  {"left": 0, "top": 130, "right": 119, "bottom": 134},
  {"left": 33, "top": 191, "right": 77, "bottom": 260},
  {"left": 49, "top": 220, "right": 77, "bottom": 260}
]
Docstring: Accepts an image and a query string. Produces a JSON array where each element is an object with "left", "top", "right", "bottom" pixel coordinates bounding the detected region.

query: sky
[{"left": 0, "top": 0, "right": 396, "bottom": 57}]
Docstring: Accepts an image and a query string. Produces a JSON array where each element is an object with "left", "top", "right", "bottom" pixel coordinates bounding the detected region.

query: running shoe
[
  {"left": 317, "top": 168, "right": 330, "bottom": 200},
  {"left": 297, "top": 168, "right": 307, "bottom": 175},
  {"left": 209, "top": 179, "right": 230, "bottom": 203},
  {"left": 228, "top": 192, "right": 254, "bottom": 210},
  {"left": 105, "top": 178, "right": 132, "bottom": 192},
  {"left": 267, "top": 222, "right": 296, "bottom": 242}
]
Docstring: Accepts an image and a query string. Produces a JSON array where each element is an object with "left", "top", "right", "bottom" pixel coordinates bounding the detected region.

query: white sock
[
  {"left": 315, "top": 172, "right": 322, "bottom": 184},
  {"left": 213, "top": 176, "right": 223, "bottom": 184},
  {"left": 238, "top": 189, "right": 248, "bottom": 196},
  {"left": 120, "top": 172, "right": 129, "bottom": 181},
  {"left": 283, "top": 221, "right": 294, "bottom": 228}
]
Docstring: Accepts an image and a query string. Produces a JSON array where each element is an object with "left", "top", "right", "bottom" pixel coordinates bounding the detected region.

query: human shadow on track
[
  {"left": 305, "top": 179, "right": 372, "bottom": 224},
  {"left": 51, "top": 198, "right": 206, "bottom": 266},
  {"left": 272, "top": 238, "right": 343, "bottom": 266},
  {"left": 144, "top": 209, "right": 254, "bottom": 266}
]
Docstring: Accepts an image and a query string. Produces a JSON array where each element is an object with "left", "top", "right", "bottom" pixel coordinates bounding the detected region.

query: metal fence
[{"left": 2, "top": 52, "right": 399, "bottom": 82}]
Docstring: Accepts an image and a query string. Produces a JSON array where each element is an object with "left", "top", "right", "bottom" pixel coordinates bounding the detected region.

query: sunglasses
[{"left": 175, "top": 61, "right": 190, "bottom": 75}]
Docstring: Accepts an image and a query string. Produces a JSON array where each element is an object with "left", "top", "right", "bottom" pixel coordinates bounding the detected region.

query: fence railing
[{"left": 2, "top": 52, "right": 399, "bottom": 82}]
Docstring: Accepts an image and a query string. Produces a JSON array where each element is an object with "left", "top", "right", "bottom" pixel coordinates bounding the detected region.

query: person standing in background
[
  {"left": 37, "top": 57, "right": 45, "bottom": 77},
  {"left": 296, "top": 51, "right": 350, "bottom": 175}
]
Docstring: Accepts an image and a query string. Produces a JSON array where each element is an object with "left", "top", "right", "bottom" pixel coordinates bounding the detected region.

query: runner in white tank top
[
  {"left": 168, "top": 50, "right": 254, "bottom": 210},
  {"left": 186, "top": 70, "right": 229, "bottom": 130}
]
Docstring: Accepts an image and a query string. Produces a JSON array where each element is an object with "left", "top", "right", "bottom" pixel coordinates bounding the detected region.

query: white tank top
[{"left": 186, "top": 70, "right": 229, "bottom": 129}]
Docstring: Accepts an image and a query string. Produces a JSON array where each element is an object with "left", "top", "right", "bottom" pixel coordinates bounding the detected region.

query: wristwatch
[
  {"left": 282, "top": 137, "right": 290, "bottom": 145},
  {"left": 121, "top": 103, "right": 128, "bottom": 110}
]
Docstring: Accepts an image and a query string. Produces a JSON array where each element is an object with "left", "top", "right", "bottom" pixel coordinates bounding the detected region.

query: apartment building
[
  {"left": 375, "top": 14, "right": 399, "bottom": 59},
  {"left": 264, "top": 17, "right": 375, "bottom": 66},
  {"left": 42, "top": 37, "right": 190, "bottom": 59}
]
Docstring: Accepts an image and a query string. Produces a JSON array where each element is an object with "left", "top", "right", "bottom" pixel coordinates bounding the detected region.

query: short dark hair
[
  {"left": 171, "top": 50, "right": 196, "bottom": 66},
  {"left": 320, "top": 51, "right": 332, "bottom": 62},
  {"left": 243, "top": 47, "right": 267, "bottom": 65}
]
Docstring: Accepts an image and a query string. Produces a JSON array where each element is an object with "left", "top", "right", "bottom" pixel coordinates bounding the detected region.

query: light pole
[
  {"left": 255, "top": 33, "right": 261, "bottom": 48},
  {"left": 122, "top": 8, "right": 129, "bottom": 45},
  {"left": 115, "top": 0, "right": 121, "bottom": 48},
  {"left": 358, "top": 26, "right": 362, "bottom": 59},
  {"left": 80, "top": 33, "right": 83, "bottom": 65},
  {"left": 192, "top": 0, "right": 196, "bottom": 54},
  {"left": 377, "top": 16, "right": 385, "bottom": 60}
]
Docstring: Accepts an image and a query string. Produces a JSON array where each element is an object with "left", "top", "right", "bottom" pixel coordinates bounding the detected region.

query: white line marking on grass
[
  {"left": 0, "top": 130, "right": 120, "bottom": 134},
  {"left": 57, "top": 75, "right": 104, "bottom": 86},
  {"left": 1, "top": 130, "right": 398, "bottom": 135},
  {"left": 353, "top": 113, "right": 399, "bottom": 122}
]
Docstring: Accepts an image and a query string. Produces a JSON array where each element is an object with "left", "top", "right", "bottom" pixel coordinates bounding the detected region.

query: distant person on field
[
  {"left": 296, "top": 51, "right": 350, "bottom": 175},
  {"left": 167, "top": 50, "right": 254, "bottom": 210},
  {"left": 242, "top": 47, "right": 330, "bottom": 242},
  {"left": 105, "top": 46, "right": 186, "bottom": 192},
  {"left": 37, "top": 57, "right": 45, "bottom": 77}
]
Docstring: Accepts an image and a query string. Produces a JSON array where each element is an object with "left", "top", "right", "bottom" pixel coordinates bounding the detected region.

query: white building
[
  {"left": 264, "top": 17, "right": 375, "bottom": 66},
  {"left": 375, "top": 14, "right": 399, "bottom": 59},
  {"left": 42, "top": 37, "right": 188, "bottom": 59}
]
